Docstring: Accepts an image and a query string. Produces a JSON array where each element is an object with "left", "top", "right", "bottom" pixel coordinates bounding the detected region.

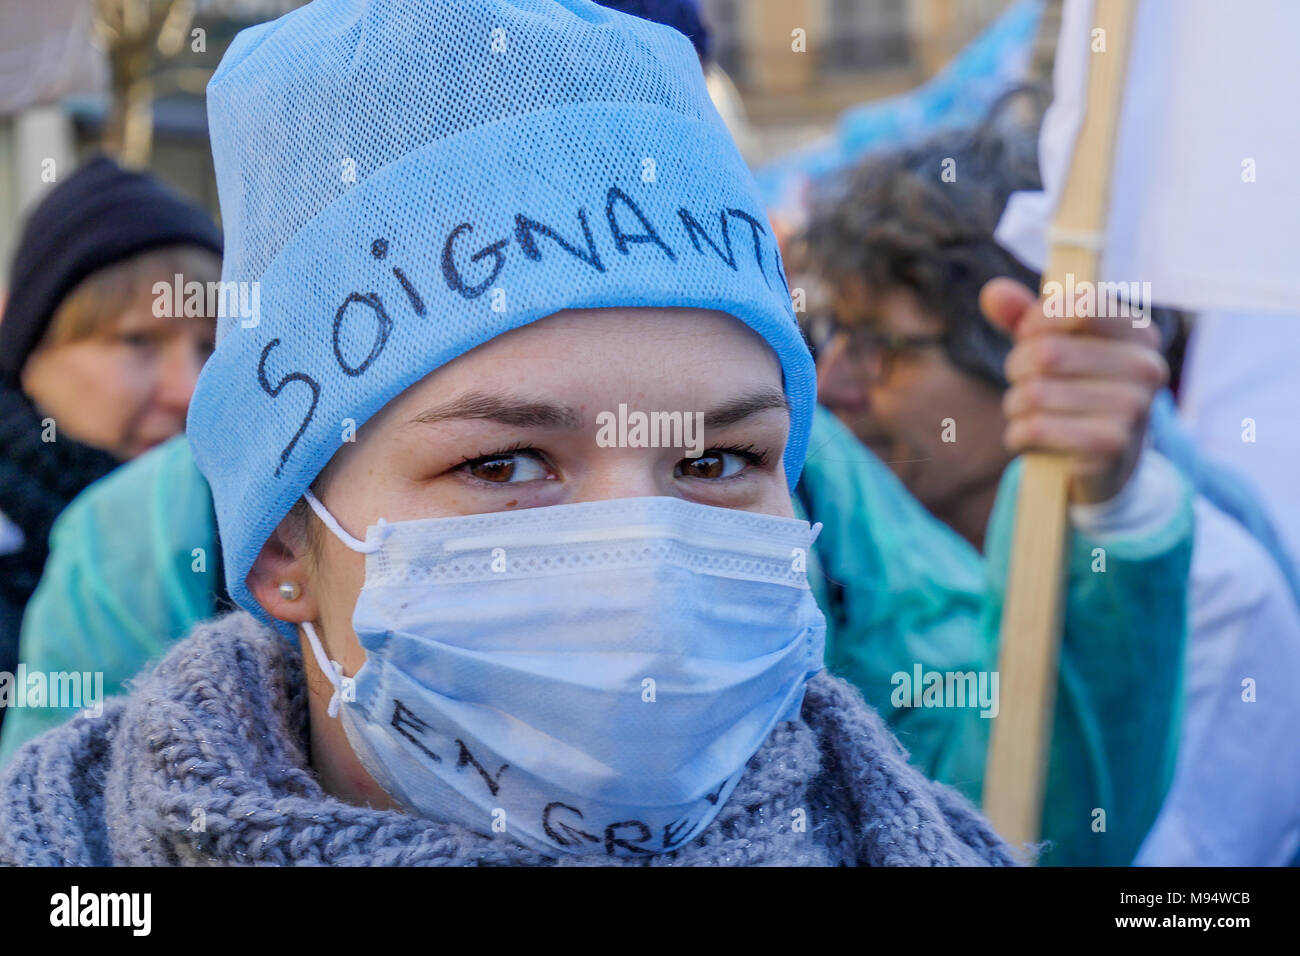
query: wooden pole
[{"left": 982, "top": 0, "right": 1136, "bottom": 855}]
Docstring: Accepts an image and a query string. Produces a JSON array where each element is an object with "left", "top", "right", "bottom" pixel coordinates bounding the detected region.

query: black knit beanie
[{"left": 0, "top": 154, "right": 223, "bottom": 383}]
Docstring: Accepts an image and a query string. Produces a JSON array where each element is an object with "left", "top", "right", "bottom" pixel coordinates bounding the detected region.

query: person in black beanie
[{"left": 0, "top": 153, "right": 222, "bottom": 710}]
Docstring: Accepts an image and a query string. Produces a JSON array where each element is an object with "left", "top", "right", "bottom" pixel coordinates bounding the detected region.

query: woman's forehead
[
  {"left": 368, "top": 307, "right": 787, "bottom": 431},
  {"left": 526, "top": 304, "right": 770, "bottom": 336},
  {"left": 444, "top": 305, "right": 779, "bottom": 375}
]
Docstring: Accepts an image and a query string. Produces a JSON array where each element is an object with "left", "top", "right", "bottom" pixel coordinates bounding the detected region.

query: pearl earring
[{"left": 278, "top": 581, "right": 301, "bottom": 601}]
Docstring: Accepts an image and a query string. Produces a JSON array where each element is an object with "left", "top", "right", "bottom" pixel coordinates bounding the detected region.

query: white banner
[{"left": 996, "top": 0, "right": 1300, "bottom": 314}]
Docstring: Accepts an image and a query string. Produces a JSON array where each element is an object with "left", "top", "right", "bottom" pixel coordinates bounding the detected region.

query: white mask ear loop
[
  {"left": 302, "top": 488, "right": 388, "bottom": 553},
  {"left": 302, "top": 621, "right": 346, "bottom": 719},
  {"left": 299, "top": 489, "right": 391, "bottom": 718}
]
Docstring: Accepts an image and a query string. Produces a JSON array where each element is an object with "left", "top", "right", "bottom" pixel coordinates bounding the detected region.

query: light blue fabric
[
  {"left": 188, "top": 0, "right": 815, "bottom": 638},
  {"left": 1149, "top": 387, "right": 1300, "bottom": 609},
  {"left": 310, "top": 494, "right": 826, "bottom": 857}
]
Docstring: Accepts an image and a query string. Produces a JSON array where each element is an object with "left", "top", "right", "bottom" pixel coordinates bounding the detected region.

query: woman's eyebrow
[
  {"left": 407, "top": 392, "right": 584, "bottom": 430},
  {"left": 702, "top": 388, "right": 790, "bottom": 429},
  {"left": 406, "top": 387, "right": 788, "bottom": 431}
]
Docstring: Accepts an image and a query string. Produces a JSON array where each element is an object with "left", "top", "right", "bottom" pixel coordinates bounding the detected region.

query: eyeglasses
[{"left": 806, "top": 312, "right": 948, "bottom": 384}]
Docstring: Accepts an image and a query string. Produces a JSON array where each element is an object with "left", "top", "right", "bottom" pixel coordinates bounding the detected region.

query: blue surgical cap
[{"left": 187, "top": 0, "right": 814, "bottom": 630}]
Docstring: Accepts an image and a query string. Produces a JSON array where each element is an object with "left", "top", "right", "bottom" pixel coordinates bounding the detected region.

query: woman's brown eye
[
  {"left": 680, "top": 455, "right": 724, "bottom": 479},
  {"left": 676, "top": 450, "right": 753, "bottom": 480},
  {"left": 469, "top": 457, "right": 518, "bottom": 482},
  {"left": 680, "top": 453, "right": 751, "bottom": 480},
  {"left": 462, "top": 452, "right": 550, "bottom": 484}
]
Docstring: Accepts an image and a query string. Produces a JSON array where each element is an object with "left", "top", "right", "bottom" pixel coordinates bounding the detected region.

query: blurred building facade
[
  {"left": 0, "top": 0, "right": 303, "bottom": 291},
  {"left": 701, "top": 0, "right": 1024, "bottom": 164},
  {"left": 2, "top": 0, "right": 1058, "bottom": 293}
]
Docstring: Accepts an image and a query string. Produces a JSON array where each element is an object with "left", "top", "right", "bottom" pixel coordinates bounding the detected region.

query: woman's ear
[{"left": 247, "top": 514, "right": 320, "bottom": 624}]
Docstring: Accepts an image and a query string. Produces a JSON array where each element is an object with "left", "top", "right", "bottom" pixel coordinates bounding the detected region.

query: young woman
[{"left": 0, "top": 0, "right": 1015, "bottom": 866}]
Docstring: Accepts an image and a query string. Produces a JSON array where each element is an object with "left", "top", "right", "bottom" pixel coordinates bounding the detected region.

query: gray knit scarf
[{"left": 0, "top": 611, "right": 1018, "bottom": 866}]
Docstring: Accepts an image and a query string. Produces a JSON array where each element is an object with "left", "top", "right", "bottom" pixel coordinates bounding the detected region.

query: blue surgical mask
[{"left": 301, "top": 493, "right": 826, "bottom": 858}]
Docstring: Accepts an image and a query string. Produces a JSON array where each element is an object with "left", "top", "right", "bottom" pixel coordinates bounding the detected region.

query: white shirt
[
  {"left": 1135, "top": 496, "right": 1300, "bottom": 865},
  {"left": 1179, "top": 311, "right": 1300, "bottom": 572}
]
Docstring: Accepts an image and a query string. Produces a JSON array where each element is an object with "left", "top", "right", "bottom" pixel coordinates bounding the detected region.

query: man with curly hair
[{"left": 798, "top": 100, "right": 1300, "bottom": 866}]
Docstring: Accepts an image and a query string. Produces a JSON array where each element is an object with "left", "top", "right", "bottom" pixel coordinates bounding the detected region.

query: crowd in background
[{"left": 0, "top": 0, "right": 1296, "bottom": 867}]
